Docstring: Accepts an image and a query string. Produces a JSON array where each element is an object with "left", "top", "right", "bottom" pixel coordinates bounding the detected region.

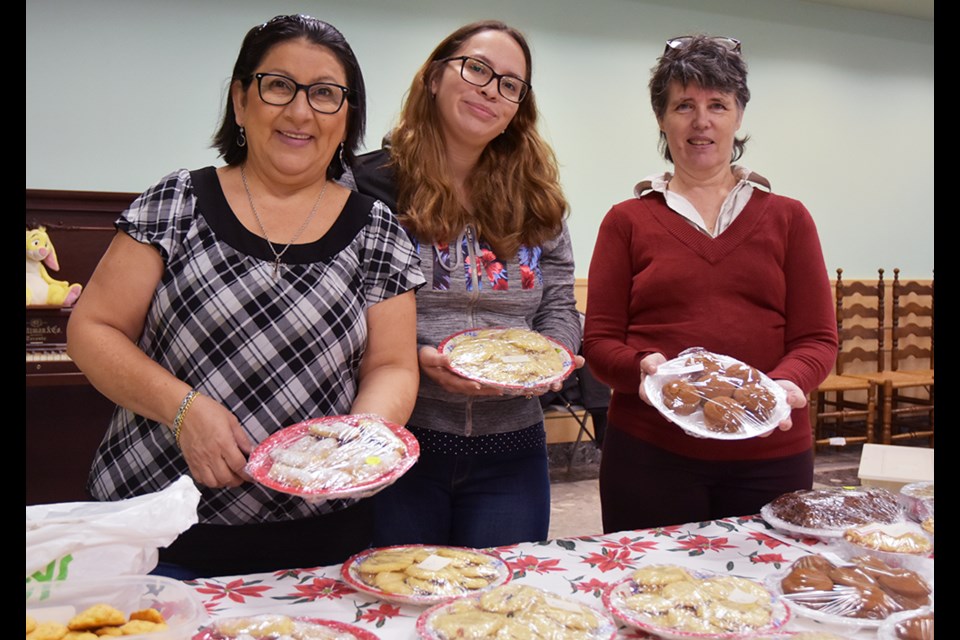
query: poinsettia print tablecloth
[{"left": 187, "top": 515, "right": 888, "bottom": 638}]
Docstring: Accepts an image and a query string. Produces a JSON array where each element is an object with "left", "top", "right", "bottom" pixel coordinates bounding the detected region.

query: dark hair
[
  {"left": 649, "top": 34, "right": 750, "bottom": 163},
  {"left": 212, "top": 14, "right": 366, "bottom": 179}
]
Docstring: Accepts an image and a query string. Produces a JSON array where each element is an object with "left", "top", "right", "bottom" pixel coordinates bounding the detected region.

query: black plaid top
[{"left": 87, "top": 167, "right": 424, "bottom": 525}]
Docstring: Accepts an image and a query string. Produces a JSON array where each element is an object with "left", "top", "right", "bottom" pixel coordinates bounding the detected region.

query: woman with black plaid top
[{"left": 67, "top": 15, "right": 424, "bottom": 578}]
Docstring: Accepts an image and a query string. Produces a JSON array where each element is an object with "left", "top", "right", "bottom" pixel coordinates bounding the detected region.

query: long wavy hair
[{"left": 388, "top": 21, "right": 567, "bottom": 256}]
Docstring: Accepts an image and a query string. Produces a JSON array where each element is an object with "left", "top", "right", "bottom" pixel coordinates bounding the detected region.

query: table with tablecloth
[{"left": 187, "top": 514, "right": 923, "bottom": 638}]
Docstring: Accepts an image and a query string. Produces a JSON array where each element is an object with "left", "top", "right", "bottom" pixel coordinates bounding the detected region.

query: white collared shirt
[{"left": 634, "top": 166, "right": 770, "bottom": 238}]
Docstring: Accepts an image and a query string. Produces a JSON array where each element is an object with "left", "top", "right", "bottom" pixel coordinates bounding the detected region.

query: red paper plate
[
  {"left": 603, "top": 569, "right": 791, "bottom": 639},
  {"left": 417, "top": 583, "right": 617, "bottom": 640},
  {"left": 437, "top": 327, "right": 575, "bottom": 392},
  {"left": 193, "top": 615, "right": 381, "bottom": 639},
  {"left": 247, "top": 414, "right": 419, "bottom": 500},
  {"left": 341, "top": 544, "right": 511, "bottom": 606}
]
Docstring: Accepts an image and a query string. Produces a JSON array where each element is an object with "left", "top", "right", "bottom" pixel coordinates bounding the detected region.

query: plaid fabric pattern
[{"left": 87, "top": 169, "right": 424, "bottom": 525}]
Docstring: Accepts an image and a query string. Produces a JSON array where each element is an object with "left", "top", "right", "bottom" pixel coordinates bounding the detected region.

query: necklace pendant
[{"left": 272, "top": 257, "right": 282, "bottom": 281}]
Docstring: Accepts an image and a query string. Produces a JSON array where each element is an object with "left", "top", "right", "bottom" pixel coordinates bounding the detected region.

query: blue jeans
[{"left": 372, "top": 443, "right": 551, "bottom": 548}]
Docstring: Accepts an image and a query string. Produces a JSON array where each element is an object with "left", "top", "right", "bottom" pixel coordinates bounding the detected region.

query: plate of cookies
[
  {"left": 643, "top": 348, "right": 790, "bottom": 440},
  {"left": 341, "top": 544, "right": 511, "bottom": 606},
  {"left": 417, "top": 583, "right": 617, "bottom": 640},
  {"left": 438, "top": 327, "right": 576, "bottom": 393},
  {"left": 767, "top": 554, "right": 933, "bottom": 630},
  {"left": 246, "top": 414, "right": 419, "bottom": 501},
  {"left": 193, "top": 614, "right": 380, "bottom": 639},
  {"left": 602, "top": 564, "right": 791, "bottom": 639}
]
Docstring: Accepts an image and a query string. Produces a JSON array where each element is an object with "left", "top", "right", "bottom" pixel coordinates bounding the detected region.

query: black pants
[
  {"left": 599, "top": 426, "right": 813, "bottom": 533},
  {"left": 155, "top": 500, "right": 373, "bottom": 579}
]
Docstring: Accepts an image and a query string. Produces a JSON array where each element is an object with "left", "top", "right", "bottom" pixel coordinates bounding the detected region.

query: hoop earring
[{"left": 237, "top": 126, "right": 247, "bottom": 148}]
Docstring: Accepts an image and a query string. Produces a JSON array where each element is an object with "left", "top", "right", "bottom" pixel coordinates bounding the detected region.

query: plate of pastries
[
  {"left": 760, "top": 487, "right": 905, "bottom": 541},
  {"left": 767, "top": 553, "right": 933, "bottom": 630},
  {"left": 341, "top": 544, "right": 511, "bottom": 606},
  {"left": 438, "top": 327, "right": 575, "bottom": 393},
  {"left": 877, "top": 606, "right": 934, "bottom": 640},
  {"left": 416, "top": 583, "right": 617, "bottom": 640},
  {"left": 602, "top": 564, "right": 791, "bottom": 638},
  {"left": 193, "top": 614, "right": 380, "bottom": 639},
  {"left": 643, "top": 348, "right": 790, "bottom": 440},
  {"left": 246, "top": 414, "right": 419, "bottom": 500}
]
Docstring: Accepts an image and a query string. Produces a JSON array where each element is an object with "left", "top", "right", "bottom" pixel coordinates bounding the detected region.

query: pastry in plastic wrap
[
  {"left": 193, "top": 614, "right": 378, "bottom": 639},
  {"left": 643, "top": 347, "right": 789, "bottom": 440},
  {"left": 341, "top": 545, "right": 510, "bottom": 606},
  {"left": 418, "top": 583, "right": 616, "bottom": 640},
  {"left": 438, "top": 327, "right": 575, "bottom": 392},
  {"left": 247, "top": 414, "right": 419, "bottom": 500},
  {"left": 771, "top": 554, "right": 932, "bottom": 628},
  {"left": 761, "top": 487, "right": 904, "bottom": 539},
  {"left": 840, "top": 522, "right": 933, "bottom": 566},
  {"left": 603, "top": 564, "right": 790, "bottom": 638},
  {"left": 879, "top": 607, "right": 934, "bottom": 640}
]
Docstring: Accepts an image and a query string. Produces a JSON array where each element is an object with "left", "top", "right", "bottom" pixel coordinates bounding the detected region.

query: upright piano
[{"left": 26, "top": 188, "right": 137, "bottom": 504}]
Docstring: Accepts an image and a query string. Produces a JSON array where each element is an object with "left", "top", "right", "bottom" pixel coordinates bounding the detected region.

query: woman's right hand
[
  {"left": 419, "top": 346, "right": 503, "bottom": 397},
  {"left": 177, "top": 394, "right": 254, "bottom": 488},
  {"left": 637, "top": 352, "right": 667, "bottom": 405}
]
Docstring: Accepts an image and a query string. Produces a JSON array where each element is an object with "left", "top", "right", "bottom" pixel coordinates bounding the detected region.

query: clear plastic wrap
[
  {"left": 641, "top": 348, "right": 789, "bottom": 440},
  {"left": 899, "top": 482, "right": 934, "bottom": 535},
  {"left": 760, "top": 487, "right": 904, "bottom": 540},
  {"left": 877, "top": 606, "right": 934, "bottom": 640},
  {"left": 192, "top": 614, "right": 379, "bottom": 639},
  {"left": 602, "top": 564, "right": 790, "bottom": 638},
  {"left": 246, "top": 414, "right": 419, "bottom": 500},
  {"left": 438, "top": 327, "right": 575, "bottom": 393},
  {"left": 25, "top": 575, "right": 207, "bottom": 640},
  {"left": 341, "top": 545, "right": 511, "bottom": 606},
  {"left": 418, "top": 583, "right": 617, "bottom": 640},
  {"left": 768, "top": 553, "right": 933, "bottom": 630},
  {"left": 836, "top": 521, "right": 933, "bottom": 569}
]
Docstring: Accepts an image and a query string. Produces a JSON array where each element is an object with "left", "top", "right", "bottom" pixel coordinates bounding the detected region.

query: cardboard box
[{"left": 858, "top": 443, "right": 934, "bottom": 492}]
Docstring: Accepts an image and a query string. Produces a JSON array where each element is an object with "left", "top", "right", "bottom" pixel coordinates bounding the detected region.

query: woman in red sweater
[{"left": 583, "top": 35, "right": 837, "bottom": 533}]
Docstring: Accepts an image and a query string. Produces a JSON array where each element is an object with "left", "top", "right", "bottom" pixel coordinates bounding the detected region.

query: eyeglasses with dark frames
[
  {"left": 440, "top": 56, "right": 531, "bottom": 104},
  {"left": 664, "top": 36, "right": 742, "bottom": 54},
  {"left": 252, "top": 73, "right": 349, "bottom": 114}
]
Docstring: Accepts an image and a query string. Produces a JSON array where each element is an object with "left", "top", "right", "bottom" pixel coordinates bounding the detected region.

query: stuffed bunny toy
[{"left": 26, "top": 226, "right": 82, "bottom": 306}]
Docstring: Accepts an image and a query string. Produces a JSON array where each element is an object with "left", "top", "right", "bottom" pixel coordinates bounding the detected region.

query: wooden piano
[{"left": 26, "top": 188, "right": 137, "bottom": 504}]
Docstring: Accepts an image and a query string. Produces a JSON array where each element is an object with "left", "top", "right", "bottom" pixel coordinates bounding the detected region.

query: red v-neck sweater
[{"left": 583, "top": 189, "right": 838, "bottom": 461}]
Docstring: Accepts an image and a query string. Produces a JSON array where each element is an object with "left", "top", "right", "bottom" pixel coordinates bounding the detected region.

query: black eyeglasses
[
  {"left": 252, "top": 73, "right": 349, "bottom": 114},
  {"left": 440, "top": 56, "right": 531, "bottom": 103},
  {"left": 664, "top": 36, "right": 742, "bottom": 54}
]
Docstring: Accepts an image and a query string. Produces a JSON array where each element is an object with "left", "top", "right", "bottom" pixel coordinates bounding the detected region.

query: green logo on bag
[{"left": 25, "top": 555, "right": 73, "bottom": 601}]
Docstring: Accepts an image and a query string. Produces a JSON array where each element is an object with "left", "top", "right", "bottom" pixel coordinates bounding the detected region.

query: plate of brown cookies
[{"left": 643, "top": 348, "right": 790, "bottom": 440}]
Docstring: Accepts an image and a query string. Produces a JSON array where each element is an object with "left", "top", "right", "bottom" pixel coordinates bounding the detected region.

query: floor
[{"left": 545, "top": 442, "right": 868, "bottom": 540}]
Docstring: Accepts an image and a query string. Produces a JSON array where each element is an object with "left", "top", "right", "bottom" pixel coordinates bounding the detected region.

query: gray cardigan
[{"left": 352, "top": 149, "right": 581, "bottom": 437}]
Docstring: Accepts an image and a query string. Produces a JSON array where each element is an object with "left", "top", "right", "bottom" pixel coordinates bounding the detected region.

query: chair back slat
[
  {"left": 891, "top": 268, "right": 934, "bottom": 372},
  {"left": 832, "top": 268, "right": 884, "bottom": 375}
]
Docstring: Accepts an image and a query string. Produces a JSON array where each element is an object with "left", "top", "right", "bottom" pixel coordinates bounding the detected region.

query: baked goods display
[
  {"left": 770, "top": 554, "right": 932, "bottom": 628},
  {"left": 247, "top": 414, "right": 419, "bottom": 500},
  {"left": 417, "top": 583, "right": 616, "bottom": 640},
  {"left": 438, "top": 327, "right": 575, "bottom": 391},
  {"left": 192, "top": 615, "right": 379, "bottom": 640},
  {"left": 899, "top": 482, "right": 934, "bottom": 532},
  {"left": 26, "top": 604, "right": 167, "bottom": 639},
  {"left": 841, "top": 522, "right": 933, "bottom": 557},
  {"left": 878, "top": 607, "right": 934, "bottom": 640},
  {"left": 602, "top": 564, "right": 790, "bottom": 637},
  {"left": 342, "top": 545, "right": 510, "bottom": 606},
  {"left": 761, "top": 487, "right": 904, "bottom": 539},
  {"left": 642, "top": 348, "right": 789, "bottom": 440}
]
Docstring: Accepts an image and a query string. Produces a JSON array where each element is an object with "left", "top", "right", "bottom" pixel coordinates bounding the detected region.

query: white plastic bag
[{"left": 26, "top": 475, "right": 201, "bottom": 582}]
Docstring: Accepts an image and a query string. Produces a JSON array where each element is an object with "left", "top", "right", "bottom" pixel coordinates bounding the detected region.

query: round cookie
[
  {"left": 702, "top": 396, "right": 747, "bottom": 433},
  {"left": 732, "top": 383, "right": 777, "bottom": 422},
  {"left": 661, "top": 379, "right": 702, "bottom": 416},
  {"left": 696, "top": 372, "right": 740, "bottom": 399}
]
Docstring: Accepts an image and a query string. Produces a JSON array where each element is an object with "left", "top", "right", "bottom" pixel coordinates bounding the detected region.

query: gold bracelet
[{"left": 173, "top": 389, "right": 200, "bottom": 449}]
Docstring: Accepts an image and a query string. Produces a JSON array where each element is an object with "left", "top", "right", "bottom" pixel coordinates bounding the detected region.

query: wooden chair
[
  {"left": 809, "top": 268, "right": 880, "bottom": 450},
  {"left": 880, "top": 269, "right": 934, "bottom": 445}
]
